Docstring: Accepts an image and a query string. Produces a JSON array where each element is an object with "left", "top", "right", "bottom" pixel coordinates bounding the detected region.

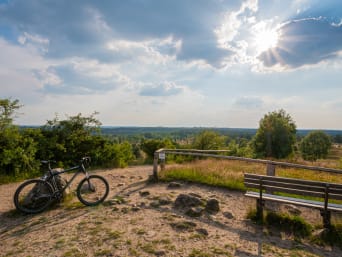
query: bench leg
[
  {"left": 320, "top": 210, "right": 331, "bottom": 229},
  {"left": 256, "top": 199, "right": 264, "bottom": 220}
]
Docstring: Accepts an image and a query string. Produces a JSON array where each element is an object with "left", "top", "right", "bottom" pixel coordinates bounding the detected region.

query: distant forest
[
  {"left": 98, "top": 127, "right": 342, "bottom": 143},
  {"left": 20, "top": 126, "right": 342, "bottom": 143}
]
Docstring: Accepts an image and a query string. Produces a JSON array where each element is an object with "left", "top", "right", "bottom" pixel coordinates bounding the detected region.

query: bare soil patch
[{"left": 0, "top": 166, "right": 341, "bottom": 257}]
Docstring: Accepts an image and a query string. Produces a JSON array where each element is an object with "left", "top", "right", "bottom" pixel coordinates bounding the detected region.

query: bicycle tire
[
  {"left": 76, "top": 175, "right": 109, "bottom": 206},
  {"left": 14, "top": 179, "right": 54, "bottom": 214}
]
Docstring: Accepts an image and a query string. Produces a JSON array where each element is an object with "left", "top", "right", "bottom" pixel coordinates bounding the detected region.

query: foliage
[
  {"left": 300, "top": 131, "right": 332, "bottom": 161},
  {"left": 0, "top": 99, "right": 39, "bottom": 180},
  {"left": 96, "top": 141, "right": 134, "bottom": 168},
  {"left": 252, "top": 109, "right": 296, "bottom": 159},
  {"left": 0, "top": 98, "right": 21, "bottom": 130},
  {"left": 192, "top": 130, "right": 226, "bottom": 150},
  {"left": 312, "top": 224, "right": 342, "bottom": 247},
  {"left": 0, "top": 99, "right": 135, "bottom": 182},
  {"left": 39, "top": 113, "right": 101, "bottom": 164},
  {"left": 141, "top": 138, "right": 175, "bottom": 160}
]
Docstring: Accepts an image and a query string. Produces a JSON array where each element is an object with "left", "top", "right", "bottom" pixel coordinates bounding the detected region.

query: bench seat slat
[
  {"left": 245, "top": 179, "right": 326, "bottom": 193},
  {"left": 245, "top": 173, "right": 342, "bottom": 189},
  {"left": 244, "top": 182, "right": 326, "bottom": 199},
  {"left": 245, "top": 191, "right": 342, "bottom": 212}
]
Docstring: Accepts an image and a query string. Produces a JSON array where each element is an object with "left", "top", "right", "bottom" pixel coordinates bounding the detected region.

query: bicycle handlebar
[{"left": 80, "top": 156, "right": 91, "bottom": 167}]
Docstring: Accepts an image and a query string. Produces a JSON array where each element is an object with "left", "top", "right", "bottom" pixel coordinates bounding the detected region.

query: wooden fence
[{"left": 152, "top": 148, "right": 342, "bottom": 181}]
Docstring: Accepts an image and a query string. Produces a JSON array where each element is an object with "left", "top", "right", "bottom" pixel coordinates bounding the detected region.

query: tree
[
  {"left": 300, "top": 131, "right": 332, "bottom": 161},
  {"left": 192, "top": 130, "right": 226, "bottom": 150},
  {"left": 0, "top": 98, "right": 21, "bottom": 130},
  {"left": 141, "top": 138, "right": 175, "bottom": 161},
  {"left": 40, "top": 112, "right": 102, "bottom": 165},
  {"left": 252, "top": 109, "right": 296, "bottom": 159},
  {"left": 0, "top": 98, "right": 39, "bottom": 178}
]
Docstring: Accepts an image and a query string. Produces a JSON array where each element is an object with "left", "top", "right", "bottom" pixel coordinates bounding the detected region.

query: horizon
[
  {"left": 2, "top": 1, "right": 342, "bottom": 130},
  {"left": 17, "top": 124, "right": 342, "bottom": 132}
]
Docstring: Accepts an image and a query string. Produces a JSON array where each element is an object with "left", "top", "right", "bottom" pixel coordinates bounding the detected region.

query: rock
[
  {"left": 117, "top": 183, "right": 125, "bottom": 187},
  {"left": 189, "top": 192, "right": 202, "bottom": 198},
  {"left": 205, "top": 198, "right": 220, "bottom": 214},
  {"left": 196, "top": 228, "right": 209, "bottom": 236},
  {"left": 121, "top": 207, "right": 129, "bottom": 214},
  {"left": 185, "top": 207, "right": 204, "bottom": 217},
  {"left": 139, "top": 202, "right": 146, "bottom": 207},
  {"left": 150, "top": 201, "right": 160, "bottom": 208},
  {"left": 223, "top": 211, "right": 234, "bottom": 219},
  {"left": 158, "top": 196, "right": 172, "bottom": 205},
  {"left": 131, "top": 205, "right": 140, "bottom": 212},
  {"left": 167, "top": 182, "right": 182, "bottom": 189},
  {"left": 283, "top": 204, "right": 301, "bottom": 216},
  {"left": 170, "top": 221, "right": 197, "bottom": 231},
  {"left": 139, "top": 190, "right": 150, "bottom": 197},
  {"left": 174, "top": 194, "right": 203, "bottom": 209},
  {"left": 155, "top": 250, "right": 166, "bottom": 256},
  {"left": 112, "top": 206, "right": 119, "bottom": 212}
]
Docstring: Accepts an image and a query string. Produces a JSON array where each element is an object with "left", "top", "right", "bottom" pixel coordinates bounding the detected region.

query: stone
[
  {"left": 139, "top": 190, "right": 150, "bottom": 197},
  {"left": 158, "top": 196, "right": 172, "bottom": 205},
  {"left": 167, "top": 182, "right": 182, "bottom": 189},
  {"left": 223, "top": 211, "right": 234, "bottom": 219},
  {"left": 189, "top": 192, "right": 202, "bottom": 198},
  {"left": 283, "top": 204, "right": 302, "bottom": 216},
  {"left": 155, "top": 250, "right": 166, "bottom": 256},
  {"left": 150, "top": 201, "right": 160, "bottom": 208},
  {"left": 196, "top": 228, "right": 209, "bottom": 236},
  {"left": 205, "top": 198, "right": 220, "bottom": 214},
  {"left": 131, "top": 206, "right": 141, "bottom": 212},
  {"left": 185, "top": 207, "right": 204, "bottom": 217},
  {"left": 170, "top": 221, "right": 197, "bottom": 231},
  {"left": 174, "top": 194, "right": 202, "bottom": 209}
]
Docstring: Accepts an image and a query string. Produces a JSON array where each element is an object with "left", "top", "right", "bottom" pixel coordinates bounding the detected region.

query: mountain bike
[{"left": 13, "top": 157, "right": 109, "bottom": 214}]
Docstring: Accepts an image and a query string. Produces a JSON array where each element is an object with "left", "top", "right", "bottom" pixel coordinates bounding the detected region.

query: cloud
[
  {"left": 0, "top": 0, "right": 242, "bottom": 67},
  {"left": 233, "top": 96, "right": 264, "bottom": 109},
  {"left": 139, "top": 81, "right": 184, "bottom": 97},
  {"left": 259, "top": 18, "right": 342, "bottom": 68},
  {"left": 40, "top": 58, "right": 130, "bottom": 95}
]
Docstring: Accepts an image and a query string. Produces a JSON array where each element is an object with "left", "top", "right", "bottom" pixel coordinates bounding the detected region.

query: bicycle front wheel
[
  {"left": 14, "top": 179, "right": 54, "bottom": 214},
  {"left": 76, "top": 175, "right": 109, "bottom": 206}
]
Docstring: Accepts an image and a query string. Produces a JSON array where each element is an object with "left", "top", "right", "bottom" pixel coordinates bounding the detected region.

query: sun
[{"left": 253, "top": 25, "right": 280, "bottom": 54}]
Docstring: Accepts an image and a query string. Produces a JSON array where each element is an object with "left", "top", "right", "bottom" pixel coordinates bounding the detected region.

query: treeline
[
  {"left": 1, "top": 98, "right": 341, "bottom": 183},
  {"left": 101, "top": 126, "right": 342, "bottom": 144}
]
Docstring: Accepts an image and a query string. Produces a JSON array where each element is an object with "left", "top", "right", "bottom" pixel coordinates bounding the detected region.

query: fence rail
[{"left": 152, "top": 148, "right": 342, "bottom": 180}]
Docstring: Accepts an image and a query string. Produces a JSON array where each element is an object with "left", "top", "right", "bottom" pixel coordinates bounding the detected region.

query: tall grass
[{"left": 159, "top": 158, "right": 342, "bottom": 191}]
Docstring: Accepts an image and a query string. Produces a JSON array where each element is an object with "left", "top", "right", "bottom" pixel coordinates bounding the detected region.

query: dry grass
[{"left": 160, "top": 157, "right": 342, "bottom": 191}]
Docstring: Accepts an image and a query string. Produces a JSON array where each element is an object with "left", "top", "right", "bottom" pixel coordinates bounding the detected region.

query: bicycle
[{"left": 13, "top": 157, "right": 109, "bottom": 214}]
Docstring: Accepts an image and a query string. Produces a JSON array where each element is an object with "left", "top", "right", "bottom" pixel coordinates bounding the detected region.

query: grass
[
  {"left": 160, "top": 159, "right": 342, "bottom": 192},
  {"left": 248, "top": 209, "right": 312, "bottom": 238},
  {"left": 162, "top": 157, "right": 342, "bottom": 246}
]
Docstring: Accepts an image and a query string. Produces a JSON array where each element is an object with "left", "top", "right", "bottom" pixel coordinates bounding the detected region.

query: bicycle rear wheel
[
  {"left": 14, "top": 179, "right": 54, "bottom": 214},
  {"left": 76, "top": 175, "right": 109, "bottom": 206}
]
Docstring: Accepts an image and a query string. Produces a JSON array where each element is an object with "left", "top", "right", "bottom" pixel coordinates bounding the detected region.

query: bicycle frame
[{"left": 46, "top": 162, "right": 90, "bottom": 196}]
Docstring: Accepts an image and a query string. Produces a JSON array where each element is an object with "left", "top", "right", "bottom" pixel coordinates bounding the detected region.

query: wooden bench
[{"left": 244, "top": 173, "right": 342, "bottom": 228}]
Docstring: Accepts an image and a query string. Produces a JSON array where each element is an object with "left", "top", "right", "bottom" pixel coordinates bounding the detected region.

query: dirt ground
[{"left": 0, "top": 166, "right": 341, "bottom": 257}]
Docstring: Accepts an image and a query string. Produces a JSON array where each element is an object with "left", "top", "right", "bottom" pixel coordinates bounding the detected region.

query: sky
[{"left": 1, "top": 0, "right": 342, "bottom": 129}]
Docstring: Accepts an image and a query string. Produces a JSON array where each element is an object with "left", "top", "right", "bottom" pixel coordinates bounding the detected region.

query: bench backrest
[{"left": 244, "top": 173, "right": 342, "bottom": 201}]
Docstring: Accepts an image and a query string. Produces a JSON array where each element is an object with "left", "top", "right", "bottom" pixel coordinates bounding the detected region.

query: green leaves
[
  {"left": 300, "top": 131, "right": 332, "bottom": 161},
  {"left": 252, "top": 109, "right": 297, "bottom": 159}
]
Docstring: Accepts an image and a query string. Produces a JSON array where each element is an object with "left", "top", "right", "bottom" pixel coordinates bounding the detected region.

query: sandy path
[{"left": 0, "top": 166, "right": 341, "bottom": 257}]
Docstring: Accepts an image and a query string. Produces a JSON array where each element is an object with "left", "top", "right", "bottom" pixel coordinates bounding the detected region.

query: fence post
[
  {"left": 266, "top": 163, "right": 275, "bottom": 194},
  {"left": 153, "top": 151, "right": 159, "bottom": 181},
  {"left": 159, "top": 151, "right": 166, "bottom": 171},
  {"left": 266, "top": 163, "right": 276, "bottom": 176}
]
